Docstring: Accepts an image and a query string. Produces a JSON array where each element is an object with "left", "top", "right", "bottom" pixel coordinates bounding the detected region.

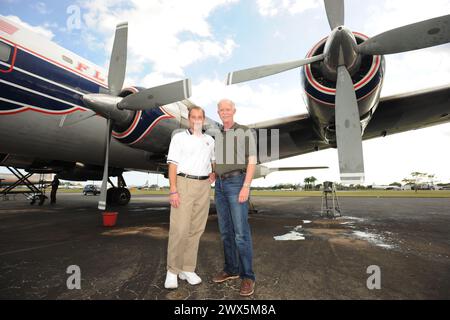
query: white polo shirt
[{"left": 167, "top": 129, "right": 215, "bottom": 176}]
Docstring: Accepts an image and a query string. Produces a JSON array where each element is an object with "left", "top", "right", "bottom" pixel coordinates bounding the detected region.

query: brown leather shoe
[
  {"left": 240, "top": 279, "right": 255, "bottom": 296},
  {"left": 212, "top": 271, "right": 239, "bottom": 283}
]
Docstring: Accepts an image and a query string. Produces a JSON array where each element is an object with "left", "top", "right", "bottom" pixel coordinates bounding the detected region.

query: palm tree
[
  {"left": 304, "top": 177, "right": 311, "bottom": 190},
  {"left": 310, "top": 176, "right": 317, "bottom": 189}
]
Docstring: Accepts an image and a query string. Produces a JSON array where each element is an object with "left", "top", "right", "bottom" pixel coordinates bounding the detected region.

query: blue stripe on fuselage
[
  {"left": 0, "top": 66, "right": 85, "bottom": 109},
  {"left": 12, "top": 45, "right": 105, "bottom": 94},
  {"left": 0, "top": 81, "right": 83, "bottom": 112},
  {"left": 0, "top": 39, "right": 105, "bottom": 113},
  {"left": 114, "top": 108, "right": 167, "bottom": 144}
]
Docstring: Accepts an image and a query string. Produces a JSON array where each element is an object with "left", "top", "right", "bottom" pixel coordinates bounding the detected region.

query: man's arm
[
  {"left": 238, "top": 129, "right": 257, "bottom": 203},
  {"left": 209, "top": 161, "right": 216, "bottom": 183},
  {"left": 243, "top": 158, "right": 256, "bottom": 186},
  {"left": 168, "top": 163, "right": 180, "bottom": 208},
  {"left": 239, "top": 156, "right": 256, "bottom": 203}
]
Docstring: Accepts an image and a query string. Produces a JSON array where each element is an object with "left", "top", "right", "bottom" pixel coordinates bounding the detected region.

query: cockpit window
[{"left": 0, "top": 42, "right": 12, "bottom": 62}]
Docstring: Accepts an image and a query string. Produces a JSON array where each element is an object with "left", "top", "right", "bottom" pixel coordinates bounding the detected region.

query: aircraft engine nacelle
[
  {"left": 111, "top": 87, "right": 183, "bottom": 154},
  {"left": 301, "top": 33, "right": 386, "bottom": 144}
]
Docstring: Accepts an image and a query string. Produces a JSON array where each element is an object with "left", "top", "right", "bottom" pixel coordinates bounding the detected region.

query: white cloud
[
  {"left": 363, "top": 0, "right": 450, "bottom": 37},
  {"left": 137, "top": 72, "right": 181, "bottom": 89},
  {"left": 381, "top": 48, "right": 450, "bottom": 96},
  {"left": 257, "top": 0, "right": 279, "bottom": 16},
  {"left": 191, "top": 78, "right": 306, "bottom": 123},
  {"left": 32, "top": 2, "right": 51, "bottom": 15},
  {"left": 357, "top": 0, "right": 450, "bottom": 96},
  {"left": 257, "top": 0, "right": 320, "bottom": 17},
  {"left": 79, "top": 0, "right": 238, "bottom": 78},
  {"left": 5, "top": 15, "right": 54, "bottom": 40}
]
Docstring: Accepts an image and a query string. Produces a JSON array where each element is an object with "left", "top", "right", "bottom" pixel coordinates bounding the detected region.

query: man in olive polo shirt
[{"left": 212, "top": 98, "right": 257, "bottom": 297}]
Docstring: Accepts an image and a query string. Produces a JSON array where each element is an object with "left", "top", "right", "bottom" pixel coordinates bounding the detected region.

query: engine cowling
[
  {"left": 111, "top": 87, "right": 184, "bottom": 153},
  {"left": 301, "top": 32, "right": 385, "bottom": 144}
]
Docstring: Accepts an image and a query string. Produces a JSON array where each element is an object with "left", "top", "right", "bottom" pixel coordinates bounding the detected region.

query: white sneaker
[
  {"left": 179, "top": 271, "right": 202, "bottom": 285},
  {"left": 164, "top": 271, "right": 178, "bottom": 289}
]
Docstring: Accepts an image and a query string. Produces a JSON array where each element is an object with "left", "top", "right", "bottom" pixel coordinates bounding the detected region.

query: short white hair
[{"left": 217, "top": 98, "right": 235, "bottom": 110}]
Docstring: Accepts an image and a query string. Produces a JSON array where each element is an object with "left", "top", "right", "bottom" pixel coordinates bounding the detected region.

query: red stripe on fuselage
[{"left": 0, "top": 106, "right": 86, "bottom": 115}]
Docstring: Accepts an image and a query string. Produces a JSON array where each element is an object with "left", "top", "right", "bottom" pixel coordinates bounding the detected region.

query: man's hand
[
  {"left": 209, "top": 173, "right": 216, "bottom": 184},
  {"left": 170, "top": 192, "right": 180, "bottom": 208},
  {"left": 238, "top": 187, "right": 250, "bottom": 203}
]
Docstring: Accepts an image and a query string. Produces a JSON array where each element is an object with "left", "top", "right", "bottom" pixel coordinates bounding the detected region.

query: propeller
[
  {"left": 225, "top": 1, "right": 450, "bottom": 185},
  {"left": 335, "top": 66, "right": 364, "bottom": 184},
  {"left": 99, "top": 119, "right": 112, "bottom": 210},
  {"left": 93, "top": 22, "right": 128, "bottom": 210},
  {"left": 324, "top": 0, "right": 344, "bottom": 30},
  {"left": 117, "top": 79, "right": 191, "bottom": 110},
  {"left": 75, "top": 22, "right": 192, "bottom": 210},
  {"left": 225, "top": 54, "right": 324, "bottom": 85},
  {"left": 108, "top": 22, "right": 128, "bottom": 96},
  {"left": 357, "top": 14, "right": 450, "bottom": 55}
]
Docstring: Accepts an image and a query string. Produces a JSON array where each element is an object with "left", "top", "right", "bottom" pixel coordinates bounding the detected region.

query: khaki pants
[{"left": 167, "top": 176, "right": 211, "bottom": 274}]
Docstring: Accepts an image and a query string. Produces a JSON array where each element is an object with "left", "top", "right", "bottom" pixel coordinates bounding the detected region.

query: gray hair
[{"left": 217, "top": 98, "right": 236, "bottom": 110}]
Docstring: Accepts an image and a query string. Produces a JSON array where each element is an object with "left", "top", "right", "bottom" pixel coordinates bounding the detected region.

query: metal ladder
[
  {"left": 1, "top": 167, "right": 48, "bottom": 205},
  {"left": 321, "top": 181, "right": 341, "bottom": 218}
]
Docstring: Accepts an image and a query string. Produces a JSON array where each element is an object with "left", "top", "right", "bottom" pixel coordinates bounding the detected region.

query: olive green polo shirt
[{"left": 213, "top": 122, "right": 257, "bottom": 176}]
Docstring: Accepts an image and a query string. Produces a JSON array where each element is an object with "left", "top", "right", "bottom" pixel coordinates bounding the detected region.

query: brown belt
[{"left": 217, "top": 169, "right": 245, "bottom": 180}]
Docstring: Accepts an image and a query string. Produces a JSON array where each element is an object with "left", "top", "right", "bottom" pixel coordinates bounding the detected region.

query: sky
[{"left": 1, "top": 0, "right": 450, "bottom": 187}]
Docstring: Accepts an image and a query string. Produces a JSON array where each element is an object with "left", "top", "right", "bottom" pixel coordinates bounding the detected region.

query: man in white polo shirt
[{"left": 164, "top": 106, "right": 216, "bottom": 289}]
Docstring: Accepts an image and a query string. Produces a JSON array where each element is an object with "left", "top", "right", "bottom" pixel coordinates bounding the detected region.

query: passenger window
[{"left": 0, "top": 42, "right": 12, "bottom": 62}]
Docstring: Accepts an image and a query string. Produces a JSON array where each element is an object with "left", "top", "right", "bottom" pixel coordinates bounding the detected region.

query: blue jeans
[{"left": 214, "top": 173, "right": 255, "bottom": 281}]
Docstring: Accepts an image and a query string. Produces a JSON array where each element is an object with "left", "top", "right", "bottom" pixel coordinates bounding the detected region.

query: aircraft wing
[
  {"left": 248, "top": 84, "right": 450, "bottom": 161},
  {"left": 248, "top": 113, "right": 326, "bottom": 160},
  {"left": 363, "top": 84, "right": 450, "bottom": 140}
]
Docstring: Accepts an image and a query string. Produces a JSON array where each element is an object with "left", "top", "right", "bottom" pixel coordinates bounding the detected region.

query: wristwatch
[{"left": 243, "top": 182, "right": 251, "bottom": 188}]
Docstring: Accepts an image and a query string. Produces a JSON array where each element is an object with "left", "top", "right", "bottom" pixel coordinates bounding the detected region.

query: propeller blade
[
  {"left": 108, "top": 22, "right": 128, "bottom": 96},
  {"left": 118, "top": 79, "right": 192, "bottom": 110},
  {"left": 226, "top": 54, "right": 324, "bottom": 85},
  {"left": 98, "top": 119, "right": 112, "bottom": 210},
  {"left": 357, "top": 14, "right": 450, "bottom": 55},
  {"left": 59, "top": 110, "right": 96, "bottom": 127},
  {"left": 335, "top": 66, "right": 365, "bottom": 184},
  {"left": 324, "top": 0, "right": 345, "bottom": 30}
]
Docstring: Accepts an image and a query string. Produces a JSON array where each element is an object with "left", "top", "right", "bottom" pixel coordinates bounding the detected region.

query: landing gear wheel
[
  {"left": 114, "top": 188, "right": 131, "bottom": 206},
  {"left": 106, "top": 188, "right": 131, "bottom": 206}
]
